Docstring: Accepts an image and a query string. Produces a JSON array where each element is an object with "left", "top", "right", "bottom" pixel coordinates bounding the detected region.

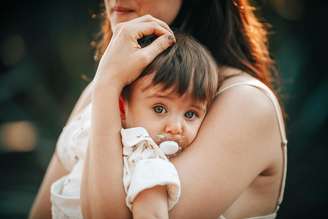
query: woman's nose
[{"left": 164, "top": 117, "right": 183, "bottom": 135}]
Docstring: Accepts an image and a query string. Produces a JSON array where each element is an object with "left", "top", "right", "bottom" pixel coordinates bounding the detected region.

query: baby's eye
[
  {"left": 153, "top": 105, "right": 167, "bottom": 114},
  {"left": 184, "top": 111, "right": 198, "bottom": 120}
]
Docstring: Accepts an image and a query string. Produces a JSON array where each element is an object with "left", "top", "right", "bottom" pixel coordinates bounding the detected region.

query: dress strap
[{"left": 217, "top": 79, "right": 288, "bottom": 208}]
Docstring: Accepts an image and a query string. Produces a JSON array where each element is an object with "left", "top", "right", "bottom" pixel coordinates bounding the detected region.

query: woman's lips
[{"left": 112, "top": 6, "right": 134, "bottom": 15}]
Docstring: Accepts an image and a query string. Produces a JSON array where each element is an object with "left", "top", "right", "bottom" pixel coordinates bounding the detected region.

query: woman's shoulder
[
  {"left": 217, "top": 82, "right": 278, "bottom": 142},
  {"left": 218, "top": 68, "right": 285, "bottom": 135},
  {"left": 211, "top": 70, "right": 286, "bottom": 217},
  {"left": 213, "top": 69, "right": 283, "bottom": 166},
  {"left": 217, "top": 70, "right": 278, "bottom": 123}
]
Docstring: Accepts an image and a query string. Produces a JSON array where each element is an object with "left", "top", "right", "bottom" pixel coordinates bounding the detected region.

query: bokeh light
[
  {"left": 0, "top": 121, "right": 37, "bottom": 152},
  {"left": 269, "top": 0, "right": 305, "bottom": 20}
]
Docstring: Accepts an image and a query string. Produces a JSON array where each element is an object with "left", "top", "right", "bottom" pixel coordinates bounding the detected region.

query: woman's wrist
[
  {"left": 92, "top": 73, "right": 124, "bottom": 99},
  {"left": 94, "top": 70, "right": 124, "bottom": 89}
]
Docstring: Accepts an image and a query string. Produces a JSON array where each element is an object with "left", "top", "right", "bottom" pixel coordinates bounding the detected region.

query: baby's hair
[{"left": 123, "top": 32, "right": 221, "bottom": 107}]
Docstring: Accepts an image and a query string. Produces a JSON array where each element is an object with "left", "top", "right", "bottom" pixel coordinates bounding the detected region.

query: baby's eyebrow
[
  {"left": 145, "top": 93, "right": 171, "bottom": 99},
  {"left": 191, "top": 103, "right": 207, "bottom": 113}
]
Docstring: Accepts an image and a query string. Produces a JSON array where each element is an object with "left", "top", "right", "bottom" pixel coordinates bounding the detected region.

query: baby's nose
[{"left": 164, "top": 118, "right": 183, "bottom": 135}]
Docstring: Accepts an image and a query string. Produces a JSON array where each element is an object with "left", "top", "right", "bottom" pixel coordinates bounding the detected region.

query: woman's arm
[
  {"left": 28, "top": 154, "right": 68, "bottom": 219},
  {"left": 80, "top": 15, "right": 175, "bottom": 219},
  {"left": 168, "top": 85, "right": 280, "bottom": 219},
  {"left": 81, "top": 84, "right": 130, "bottom": 218},
  {"left": 121, "top": 84, "right": 279, "bottom": 219},
  {"left": 81, "top": 81, "right": 171, "bottom": 219}
]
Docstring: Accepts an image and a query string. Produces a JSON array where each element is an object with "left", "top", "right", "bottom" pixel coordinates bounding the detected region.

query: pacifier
[
  {"left": 159, "top": 141, "right": 180, "bottom": 155},
  {"left": 156, "top": 133, "right": 181, "bottom": 156}
]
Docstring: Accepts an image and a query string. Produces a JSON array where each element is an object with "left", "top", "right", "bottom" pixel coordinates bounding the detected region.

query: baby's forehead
[
  {"left": 130, "top": 73, "right": 208, "bottom": 109},
  {"left": 144, "top": 85, "right": 207, "bottom": 108}
]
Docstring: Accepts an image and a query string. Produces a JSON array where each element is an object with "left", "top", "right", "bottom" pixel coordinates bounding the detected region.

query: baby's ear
[{"left": 119, "top": 95, "right": 126, "bottom": 121}]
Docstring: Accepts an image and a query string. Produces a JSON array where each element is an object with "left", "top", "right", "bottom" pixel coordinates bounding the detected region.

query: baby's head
[{"left": 121, "top": 33, "right": 221, "bottom": 150}]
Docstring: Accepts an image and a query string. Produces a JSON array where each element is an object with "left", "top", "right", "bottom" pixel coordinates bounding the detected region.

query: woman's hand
[{"left": 94, "top": 15, "right": 176, "bottom": 90}]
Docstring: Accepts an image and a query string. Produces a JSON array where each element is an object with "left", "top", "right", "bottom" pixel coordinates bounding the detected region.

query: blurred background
[{"left": 0, "top": 0, "right": 327, "bottom": 218}]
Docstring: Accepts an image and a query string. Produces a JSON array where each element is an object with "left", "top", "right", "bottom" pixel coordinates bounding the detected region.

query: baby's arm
[
  {"left": 121, "top": 127, "right": 180, "bottom": 218},
  {"left": 132, "top": 185, "right": 169, "bottom": 219},
  {"left": 131, "top": 148, "right": 187, "bottom": 219}
]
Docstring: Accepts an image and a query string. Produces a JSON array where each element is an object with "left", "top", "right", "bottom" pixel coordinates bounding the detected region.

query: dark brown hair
[{"left": 123, "top": 33, "right": 220, "bottom": 107}]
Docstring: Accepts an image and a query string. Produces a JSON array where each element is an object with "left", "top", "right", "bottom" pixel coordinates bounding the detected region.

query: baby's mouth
[
  {"left": 155, "top": 133, "right": 185, "bottom": 157},
  {"left": 155, "top": 133, "right": 182, "bottom": 146}
]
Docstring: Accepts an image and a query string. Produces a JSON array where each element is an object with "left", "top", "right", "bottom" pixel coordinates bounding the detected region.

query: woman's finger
[
  {"left": 138, "top": 33, "right": 176, "bottom": 64},
  {"left": 95, "top": 15, "right": 176, "bottom": 88},
  {"left": 131, "top": 21, "right": 173, "bottom": 40},
  {"left": 132, "top": 14, "right": 174, "bottom": 34}
]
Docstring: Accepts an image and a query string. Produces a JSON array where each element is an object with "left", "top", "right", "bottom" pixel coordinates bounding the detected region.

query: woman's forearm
[
  {"left": 81, "top": 82, "right": 131, "bottom": 219},
  {"left": 80, "top": 82, "right": 170, "bottom": 219},
  {"left": 80, "top": 15, "right": 175, "bottom": 218}
]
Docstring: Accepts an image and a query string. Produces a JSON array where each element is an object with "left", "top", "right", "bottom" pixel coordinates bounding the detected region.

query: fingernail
[{"left": 167, "top": 34, "right": 176, "bottom": 43}]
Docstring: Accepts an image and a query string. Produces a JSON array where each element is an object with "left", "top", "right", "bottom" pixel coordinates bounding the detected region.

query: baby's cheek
[{"left": 189, "top": 123, "right": 202, "bottom": 141}]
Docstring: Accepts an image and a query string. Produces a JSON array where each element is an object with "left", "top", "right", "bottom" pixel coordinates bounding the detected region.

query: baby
[
  {"left": 50, "top": 33, "right": 220, "bottom": 219},
  {"left": 119, "top": 33, "right": 221, "bottom": 211},
  {"left": 121, "top": 32, "right": 220, "bottom": 152}
]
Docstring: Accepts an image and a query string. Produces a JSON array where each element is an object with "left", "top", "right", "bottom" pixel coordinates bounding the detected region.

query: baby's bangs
[{"left": 139, "top": 32, "right": 219, "bottom": 104}]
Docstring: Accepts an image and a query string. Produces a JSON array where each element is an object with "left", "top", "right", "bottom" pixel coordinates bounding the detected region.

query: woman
[{"left": 29, "top": 1, "right": 287, "bottom": 219}]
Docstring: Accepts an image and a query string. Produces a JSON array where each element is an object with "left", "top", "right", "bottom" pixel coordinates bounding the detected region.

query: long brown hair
[{"left": 93, "top": 0, "right": 285, "bottom": 116}]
